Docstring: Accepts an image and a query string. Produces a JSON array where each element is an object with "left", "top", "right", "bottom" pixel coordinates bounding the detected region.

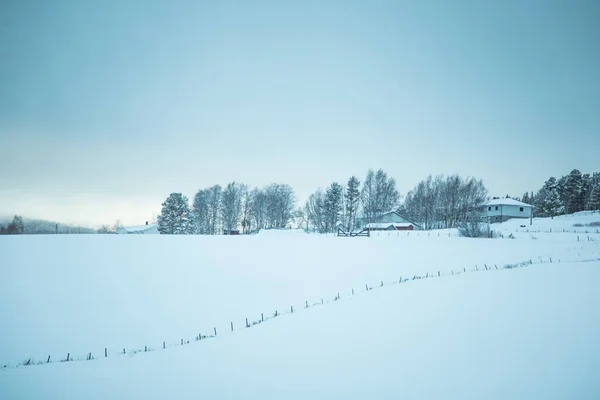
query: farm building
[
  {"left": 116, "top": 222, "right": 159, "bottom": 234},
  {"left": 483, "top": 198, "right": 532, "bottom": 223},
  {"left": 365, "top": 222, "right": 415, "bottom": 231},
  {"left": 358, "top": 211, "right": 420, "bottom": 230}
]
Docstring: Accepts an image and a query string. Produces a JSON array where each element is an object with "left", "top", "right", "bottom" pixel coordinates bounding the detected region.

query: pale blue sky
[{"left": 1, "top": 0, "right": 599, "bottom": 226}]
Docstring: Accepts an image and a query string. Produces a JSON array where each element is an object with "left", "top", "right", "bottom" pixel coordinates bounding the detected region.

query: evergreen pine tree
[
  {"left": 324, "top": 182, "right": 343, "bottom": 233},
  {"left": 564, "top": 169, "right": 584, "bottom": 214},
  {"left": 582, "top": 173, "right": 593, "bottom": 210},
  {"left": 539, "top": 177, "right": 563, "bottom": 218},
  {"left": 345, "top": 176, "right": 360, "bottom": 231},
  {"left": 158, "top": 193, "right": 194, "bottom": 234},
  {"left": 12, "top": 215, "right": 25, "bottom": 234},
  {"left": 588, "top": 184, "right": 600, "bottom": 211}
]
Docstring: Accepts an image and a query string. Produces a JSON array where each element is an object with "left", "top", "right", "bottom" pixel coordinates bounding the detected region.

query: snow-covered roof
[
  {"left": 365, "top": 222, "right": 414, "bottom": 229},
  {"left": 393, "top": 223, "right": 414, "bottom": 228},
  {"left": 485, "top": 198, "right": 531, "bottom": 207},
  {"left": 120, "top": 224, "right": 158, "bottom": 233}
]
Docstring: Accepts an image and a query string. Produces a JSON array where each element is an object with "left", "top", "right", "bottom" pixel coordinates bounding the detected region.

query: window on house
[
  {"left": 520, "top": 207, "right": 524, "bottom": 212},
  {"left": 488, "top": 207, "right": 491, "bottom": 211},
  {"left": 495, "top": 206, "right": 498, "bottom": 211}
]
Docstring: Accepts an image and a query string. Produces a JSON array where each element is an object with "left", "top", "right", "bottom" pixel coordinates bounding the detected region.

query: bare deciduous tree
[
  {"left": 403, "top": 174, "right": 487, "bottom": 229},
  {"left": 361, "top": 169, "right": 399, "bottom": 223}
]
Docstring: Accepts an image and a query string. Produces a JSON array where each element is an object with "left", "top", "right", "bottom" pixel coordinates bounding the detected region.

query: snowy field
[{"left": 1, "top": 213, "right": 599, "bottom": 398}]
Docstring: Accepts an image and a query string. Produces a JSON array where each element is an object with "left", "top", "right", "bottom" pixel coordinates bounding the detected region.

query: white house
[
  {"left": 116, "top": 222, "right": 159, "bottom": 234},
  {"left": 483, "top": 198, "right": 532, "bottom": 223}
]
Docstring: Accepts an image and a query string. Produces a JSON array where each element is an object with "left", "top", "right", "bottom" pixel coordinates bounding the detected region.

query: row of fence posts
[
  {"left": 14, "top": 255, "right": 568, "bottom": 369},
  {"left": 517, "top": 228, "right": 599, "bottom": 234},
  {"left": 375, "top": 231, "right": 454, "bottom": 237}
]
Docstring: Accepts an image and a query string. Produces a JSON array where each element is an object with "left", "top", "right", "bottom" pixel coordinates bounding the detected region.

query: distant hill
[{"left": 0, "top": 216, "right": 96, "bottom": 234}]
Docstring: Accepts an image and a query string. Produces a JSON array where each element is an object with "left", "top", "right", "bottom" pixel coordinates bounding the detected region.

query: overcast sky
[{"left": 1, "top": 0, "right": 599, "bottom": 227}]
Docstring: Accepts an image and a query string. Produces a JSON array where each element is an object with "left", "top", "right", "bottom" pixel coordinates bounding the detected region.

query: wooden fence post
[
  {"left": 214, "top": 327, "right": 217, "bottom": 336},
  {"left": 261, "top": 313, "right": 264, "bottom": 322},
  {"left": 47, "top": 355, "right": 51, "bottom": 363},
  {"left": 145, "top": 346, "right": 147, "bottom": 352},
  {"left": 67, "top": 353, "right": 70, "bottom": 362},
  {"left": 123, "top": 348, "right": 125, "bottom": 354},
  {"left": 246, "top": 318, "right": 249, "bottom": 328},
  {"left": 163, "top": 341, "right": 166, "bottom": 349},
  {"left": 291, "top": 305, "right": 294, "bottom": 313},
  {"left": 352, "top": 288, "right": 354, "bottom": 295},
  {"left": 231, "top": 322, "right": 234, "bottom": 331},
  {"left": 438, "top": 271, "right": 440, "bottom": 277},
  {"left": 105, "top": 348, "right": 107, "bottom": 358}
]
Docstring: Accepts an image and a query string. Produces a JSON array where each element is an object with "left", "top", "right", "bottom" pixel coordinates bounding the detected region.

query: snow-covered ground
[
  {"left": 494, "top": 210, "right": 600, "bottom": 238},
  {"left": 1, "top": 212, "right": 599, "bottom": 398}
]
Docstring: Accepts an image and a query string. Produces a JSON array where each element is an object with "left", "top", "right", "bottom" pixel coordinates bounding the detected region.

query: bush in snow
[{"left": 458, "top": 220, "right": 489, "bottom": 238}]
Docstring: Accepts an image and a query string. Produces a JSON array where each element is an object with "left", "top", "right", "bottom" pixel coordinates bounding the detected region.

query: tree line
[
  {"left": 155, "top": 167, "right": 600, "bottom": 235},
  {"left": 0, "top": 215, "right": 25, "bottom": 235},
  {"left": 400, "top": 175, "right": 488, "bottom": 230},
  {"left": 0, "top": 215, "right": 97, "bottom": 235},
  {"left": 157, "top": 169, "right": 488, "bottom": 235},
  {"left": 303, "top": 169, "right": 399, "bottom": 233},
  {"left": 157, "top": 169, "right": 402, "bottom": 235},
  {"left": 520, "top": 169, "right": 600, "bottom": 218},
  {"left": 158, "top": 183, "right": 297, "bottom": 235}
]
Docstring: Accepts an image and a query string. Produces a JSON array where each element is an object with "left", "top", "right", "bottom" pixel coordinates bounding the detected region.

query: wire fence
[
  {"left": 5, "top": 255, "right": 599, "bottom": 370},
  {"left": 347, "top": 229, "right": 599, "bottom": 240}
]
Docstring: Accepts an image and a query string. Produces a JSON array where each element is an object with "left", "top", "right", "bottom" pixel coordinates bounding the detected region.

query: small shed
[
  {"left": 223, "top": 229, "right": 240, "bottom": 235},
  {"left": 393, "top": 223, "right": 415, "bottom": 231},
  {"left": 358, "top": 211, "right": 421, "bottom": 230},
  {"left": 365, "top": 222, "right": 415, "bottom": 231}
]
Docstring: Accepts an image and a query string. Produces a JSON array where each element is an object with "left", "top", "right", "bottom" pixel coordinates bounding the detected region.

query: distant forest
[
  {"left": 518, "top": 169, "right": 600, "bottom": 218},
  {"left": 0, "top": 215, "right": 96, "bottom": 235}
]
